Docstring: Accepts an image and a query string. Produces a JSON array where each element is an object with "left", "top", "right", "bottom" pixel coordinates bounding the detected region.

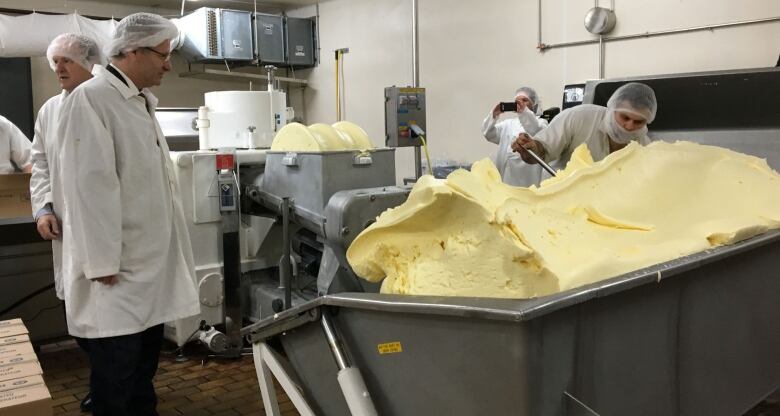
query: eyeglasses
[{"left": 141, "top": 47, "right": 172, "bottom": 62}]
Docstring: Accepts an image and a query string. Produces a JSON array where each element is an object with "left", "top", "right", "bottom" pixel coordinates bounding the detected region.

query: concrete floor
[{"left": 38, "top": 338, "right": 778, "bottom": 416}]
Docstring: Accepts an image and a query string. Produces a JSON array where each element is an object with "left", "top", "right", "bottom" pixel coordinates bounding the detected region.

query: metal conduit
[{"left": 538, "top": 13, "right": 780, "bottom": 51}]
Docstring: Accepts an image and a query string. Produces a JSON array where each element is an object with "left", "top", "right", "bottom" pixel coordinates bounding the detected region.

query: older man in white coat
[
  {"left": 29, "top": 32, "right": 104, "bottom": 413},
  {"left": 56, "top": 13, "right": 199, "bottom": 416},
  {"left": 482, "top": 87, "right": 549, "bottom": 187}
]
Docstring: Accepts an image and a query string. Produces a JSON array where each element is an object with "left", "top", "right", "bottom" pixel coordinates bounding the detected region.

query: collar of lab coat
[{"left": 95, "top": 64, "right": 160, "bottom": 111}]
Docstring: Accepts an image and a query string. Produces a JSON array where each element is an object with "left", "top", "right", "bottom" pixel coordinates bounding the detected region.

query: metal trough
[{"left": 243, "top": 230, "right": 780, "bottom": 416}]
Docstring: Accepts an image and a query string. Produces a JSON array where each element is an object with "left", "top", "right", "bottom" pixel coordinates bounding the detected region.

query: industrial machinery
[
  {"left": 240, "top": 67, "right": 780, "bottom": 415},
  {"left": 173, "top": 7, "right": 316, "bottom": 68},
  {"left": 164, "top": 74, "right": 415, "bottom": 354}
]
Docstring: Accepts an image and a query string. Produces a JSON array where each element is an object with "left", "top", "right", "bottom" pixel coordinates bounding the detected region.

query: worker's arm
[
  {"left": 57, "top": 90, "right": 122, "bottom": 280},
  {"left": 30, "top": 104, "right": 53, "bottom": 215},
  {"left": 7, "top": 121, "right": 32, "bottom": 172},
  {"left": 481, "top": 105, "right": 504, "bottom": 145},
  {"left": 515, "top": 107, "right": 548, "bottom": 136},
  {"left": 513, "top": 108, "right": 574, "bottom": 164}
]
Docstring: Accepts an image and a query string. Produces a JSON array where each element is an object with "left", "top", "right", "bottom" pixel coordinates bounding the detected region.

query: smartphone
[{"left": 499, "top": 102, "right": 517, "bottom": 112}]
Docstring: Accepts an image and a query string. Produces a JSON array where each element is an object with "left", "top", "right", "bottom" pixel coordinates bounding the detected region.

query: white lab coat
[
  {"left": 0, "top": 115, "right": 32, "bottom": 174},
  {"left": 482, "top": 108, "right": 548, "bottom": 187},
  {"left": 534, "top": 104, "right": 651, "bottom": 169},
  {"left": 56, "top": 65, "right": 200, "bottom": 338},
  {"left": 30, "top": 91, "right": 67, "bottom": 299}
]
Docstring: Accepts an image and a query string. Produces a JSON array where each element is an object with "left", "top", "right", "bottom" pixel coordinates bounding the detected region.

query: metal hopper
[{"left": 242, "top": 230, "right": 780, "bottom": 416}]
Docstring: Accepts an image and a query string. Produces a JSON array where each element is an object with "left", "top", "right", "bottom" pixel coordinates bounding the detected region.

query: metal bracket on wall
[{"left": 179, "top": 67, "right": 308, "bottom": 85}]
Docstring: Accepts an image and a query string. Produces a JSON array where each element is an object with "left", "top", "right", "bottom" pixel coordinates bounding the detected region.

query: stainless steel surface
[
  {"left": 220, "top": 9, "right": 254, "bottom": 61},
  {"left": 414, "top": 147, "right": 422, "bottom": 178},
  {"left": 584, "top": 6, "right": 616, "bottom": 35},
  {"left": 384, "top": 87, "right": 427, "bottom": 148},
  {"left": 285, "top": 17, "right": 316, "bottom": 67},
  {"left": 179, "top": 67, "right": 308, "bottom": 85},
  {"left": 255, "top": 13, "right": 286, "bottom": 64},
  {"left": 244, "top": 230, "right": 780, "bottom": 415},
  {"left": 280, "top": 197, "right": 292, "bottom": 310},
  {"left": 156, "top": 108, "right": 199, "bottom": 151},
  {"left": 539, "top": 15, "right": 780, "bottom": 51},
  {"left": 525, "top": 148, "right": 556, "bottom": 176},
  {"left": 259, "top": 149, "right": 396, "bottom": 218},
  {"left": 412, "top": 0, "right": 419, "bottom": 88},
  {"left": 320, "top": 313, "right": 347, "bottom": 371}
]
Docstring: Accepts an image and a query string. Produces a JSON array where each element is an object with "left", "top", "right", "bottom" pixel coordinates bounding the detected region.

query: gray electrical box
[
  {"left": 176, "top": 7, "right": 253, "bottom": 62},
  {"left": 255, "top": 13, "right": 285, "bottom": 64},
  {"left": 220, "top": 10, "right": 253, "bottom": 60},
  {"left": 285, "top": 17, "right": 315, "bottom": 67},
  {"left": 385, "top": 87, "right": 426, "bottom": 147}
]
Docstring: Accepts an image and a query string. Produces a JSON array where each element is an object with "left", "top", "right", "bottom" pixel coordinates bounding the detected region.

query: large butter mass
[
  {"left": 346, "top": 141, "right": 780, "bottom": 298},
  {"left": 271, "top": 121, "right": 373, "bottom": 151}
]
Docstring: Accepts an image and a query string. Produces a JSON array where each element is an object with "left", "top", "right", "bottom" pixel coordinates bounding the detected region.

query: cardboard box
[
  {"left": 0, "top": 325, "right": 28, "bottom": 339},
  {"left": 0, "top": 361, "right": 42, "bottom": 382},
  {"left": 0, "top": 384, "right": 52, "bottom": 416},
  {"left": 0, "top": 173, "right": 32, "bottom": 218},
  {"left": 0, "top": 354, "right": 37, "bottom": 368},
  {"left": 0, "top": 334, "right": 30, "bottom": 346},
  {"left": 0, "top": 343, "right": 35, "bottom": 359},
  {"left": 0, "top": 319, "right": 24, "bottom": 328},
  {"left": 0, "top": 374, "right": 45, "bottom": 393}
]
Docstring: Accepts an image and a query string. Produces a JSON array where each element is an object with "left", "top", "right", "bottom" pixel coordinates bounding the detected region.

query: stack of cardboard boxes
[
  {"left": 0, "top": 318, "right": 51, "bottom": 416},
  {"left": 0, "top": 173, "right": 32, "bottom": 218}
]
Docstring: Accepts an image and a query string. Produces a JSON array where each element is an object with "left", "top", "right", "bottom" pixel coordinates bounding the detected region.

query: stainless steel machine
[{"left": 240, "top": 67, "right": 780, "bottom": 416}]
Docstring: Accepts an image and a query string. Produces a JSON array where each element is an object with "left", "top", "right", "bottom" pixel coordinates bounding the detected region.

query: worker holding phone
[{"left": 481, "top": 87, "right": 548, "bottom": 187}]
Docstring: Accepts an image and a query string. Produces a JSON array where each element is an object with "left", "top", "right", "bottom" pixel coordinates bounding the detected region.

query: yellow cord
[
  {"left": 419, "top": 134, "right": 432, "bottom": 175},
  {"left": 335, "top": 51, "right": 340, "bottom": 121}
]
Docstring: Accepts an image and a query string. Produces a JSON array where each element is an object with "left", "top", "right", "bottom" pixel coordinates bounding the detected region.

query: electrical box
[
  {"left": 285, "top": 17, "right": 315, "bottom": 67},
  {"left": 385, "top": 87, "right": 426, "bottom": 147},
  {"left": 255, "top": 13, "right": 285, "bottom": 64},
  {"left": 175, "top": 8, "right": 254, "bottom": 63}
]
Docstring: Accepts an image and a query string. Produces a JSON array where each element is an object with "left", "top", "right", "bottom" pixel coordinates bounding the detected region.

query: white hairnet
[
  {"left": 606, "top": 82, "right": 657, "bottom": 124},
  {"left": 515, "top": 87, "right": 541, "bottom": 113},
  {"left": 105, "top": 12, "right": 179, "bottom": 58},
  {"left": 46, "top": 33, "right": 105, "bottom": 72}
]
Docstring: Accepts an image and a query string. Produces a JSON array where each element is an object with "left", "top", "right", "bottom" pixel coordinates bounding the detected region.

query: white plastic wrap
[{"left": 0, "top": 13, "right": 116, "bottom": 58}]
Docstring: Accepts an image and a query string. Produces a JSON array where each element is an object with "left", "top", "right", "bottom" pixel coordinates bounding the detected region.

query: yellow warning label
[{"left": 377, "top": 342, "right": 403, "bottom": 355}]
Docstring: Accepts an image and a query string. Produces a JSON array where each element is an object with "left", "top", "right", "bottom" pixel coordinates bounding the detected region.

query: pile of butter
[
  {"left": 346, "top": 141, "right": 780, "bottom": 299},
  {"left": 271, "top": 121, "right": 373, "bottom": 151}
]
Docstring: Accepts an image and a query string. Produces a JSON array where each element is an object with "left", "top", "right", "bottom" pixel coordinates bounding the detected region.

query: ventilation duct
[{"left": 0, "top": 13, "right": 116, "bottom": 58}]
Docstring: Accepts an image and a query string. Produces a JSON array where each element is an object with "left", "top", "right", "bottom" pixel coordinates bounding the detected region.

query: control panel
[{"left": 385, "top": 87, "right": 426, "bottom": 147}]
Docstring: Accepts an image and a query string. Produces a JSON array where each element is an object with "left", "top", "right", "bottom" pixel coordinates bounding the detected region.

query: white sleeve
[
  {"left": 7, "top": 121, "right": 31, "bottom": 170},
  {"left": 532, "top": 109, "right": 574, "bottom": 162},
  {"left": 29, "top": 107, "right": 52, "bottom": 215},
  {"left": 481, "top": 112, "right": 500, "bottom": 145},
  {"left": 516, "top": 108, "right": 548, "bottom": 136},
  {"left": 58, "top": 92, "right": 122, "bottom": 279}
]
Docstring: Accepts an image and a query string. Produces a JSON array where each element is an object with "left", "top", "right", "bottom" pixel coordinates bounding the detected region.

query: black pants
[{"left": 85, "top": 324, "right": 164, "bottom": 416}]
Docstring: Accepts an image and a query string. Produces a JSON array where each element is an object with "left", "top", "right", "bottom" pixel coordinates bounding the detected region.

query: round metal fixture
[{"left": 584, "top": 7, "right": 616, "bottom": 35}]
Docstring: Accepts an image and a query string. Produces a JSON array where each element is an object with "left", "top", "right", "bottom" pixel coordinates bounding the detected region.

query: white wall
[
  {"left": 2, "top": 0, "right": 271, "bottom": 118},
  {"left": 290, "top": 0, "right": 780, "bottom": 183}
]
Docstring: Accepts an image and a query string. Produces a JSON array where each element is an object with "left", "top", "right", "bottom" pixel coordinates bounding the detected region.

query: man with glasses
[{"left": 55, "top": 12, "right": 199, "bottom": 416}]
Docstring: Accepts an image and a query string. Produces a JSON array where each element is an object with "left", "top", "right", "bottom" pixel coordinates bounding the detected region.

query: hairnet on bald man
[
  {"left": 105, "top": 12, "right": 179, "bottom": 58},
  {"left": 46, "top": 33, "right": 105, "bottom": 72},
  {"left": 515, "top": 87, "right": 541, "bottom": 113},
  {"left": 607, "top": 82, "right": 658, "bottom": 124}
]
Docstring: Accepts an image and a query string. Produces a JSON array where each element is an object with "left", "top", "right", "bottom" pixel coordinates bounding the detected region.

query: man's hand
[
  {"left": 492, "top": 103, "right": 502, "bottom": 119},
  {"left": 94, "top": 275, "right": 119, "bottom": 286},
  {"left": 36, "top": 214, "right": 60, "bottom": 240},
  {"left": 511, "top": 133, "right": 545, "bottom": 164}
]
